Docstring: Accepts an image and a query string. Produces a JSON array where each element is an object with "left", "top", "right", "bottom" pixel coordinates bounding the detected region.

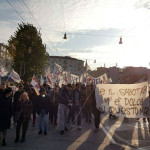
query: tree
[{"left": 8, "top": 22, "right": 48, "bottom": 82}]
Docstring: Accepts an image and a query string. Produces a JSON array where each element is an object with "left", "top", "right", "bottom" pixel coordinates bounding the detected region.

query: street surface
[{"left": 1, "top": 114, "right": 150, "bottom": 150}]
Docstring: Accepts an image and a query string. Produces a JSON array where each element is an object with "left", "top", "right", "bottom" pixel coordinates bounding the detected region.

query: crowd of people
[{"left": 0, "top": 82, "right": 101, "bottom": 146}]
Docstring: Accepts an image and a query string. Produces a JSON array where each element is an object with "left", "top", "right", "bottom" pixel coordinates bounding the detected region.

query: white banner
[
  {"left": 95, "top": 82, "right": 149, "bottom": 118},
  {"left": 9, "top": 69, "right": 21, "bottom": 83},
  {"left": 86, "top": 73, "right": 109, "bottom": 85}
]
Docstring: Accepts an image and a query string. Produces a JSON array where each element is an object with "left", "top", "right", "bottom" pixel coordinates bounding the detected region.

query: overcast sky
[{"left": 0, "top": 0, "right": 150, "bottom": 69}]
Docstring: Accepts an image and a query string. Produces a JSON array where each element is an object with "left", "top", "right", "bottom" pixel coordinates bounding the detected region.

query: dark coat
[
  {"left": 50, "top": 91, "right": 59, "bottom": 107},
  {"left": 59, "top": 88, "right": 70, "bottom": 106},
  {"left": 29, "top": 94, "right": 38, "bottom": 112},
  {"left": 0, "top": 92, "right": 13, "bottom": 130},
  {"left": 36, "top": 95, "right": 51, "bottom": 115},
  {"left": 72, "top": 89, "right": 82, "bottom": 105},
  {"left": 13, "top": 90, "right": 24, "bottom": 112},
  {"left": 16, "top": 100, "right": 32, "bottom": 122}
]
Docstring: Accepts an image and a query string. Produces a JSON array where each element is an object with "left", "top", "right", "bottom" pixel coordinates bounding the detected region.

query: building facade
[
  {"left": 0, "top": 43, "right": 12, "bottom": 72},
  {"left": 47, "top": 56, "right": 84, "bottom": 76}
]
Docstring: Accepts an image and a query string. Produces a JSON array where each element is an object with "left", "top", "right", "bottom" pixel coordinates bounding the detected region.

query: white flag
[
  {"left": 9, "top": 69, "right": 21, "bottom": 83},
  {"left": 0, "top": 65, "right": 8, "bottom": 77},
  {"left": 45, "top": 68, "right": 52, "bottom": 86},
  {"left": 31, "top": 76, "right": 40, "bottom": 92},
  {"left": 53, "top": 62, "right": 63, "bottom": 75},
  {"left": 66, "top": 72, "right": 72, "bottom": 84}
]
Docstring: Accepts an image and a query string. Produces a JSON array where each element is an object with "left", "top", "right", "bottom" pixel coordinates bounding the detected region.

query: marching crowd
[{"left": 0, "top": 82, "right": 101, "bottom": 146}]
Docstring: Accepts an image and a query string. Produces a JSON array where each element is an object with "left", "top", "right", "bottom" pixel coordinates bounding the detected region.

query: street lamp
[
  {"left": 119, "top": 37, "right": 123, "bottom": 44},
  {"left": 63, "top": 33, "right": 67, "bottom": 39}
]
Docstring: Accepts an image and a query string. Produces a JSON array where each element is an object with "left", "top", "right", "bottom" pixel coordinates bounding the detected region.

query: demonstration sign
[{"left": 95, "top": 82, "right": 149, "bottom": 118}]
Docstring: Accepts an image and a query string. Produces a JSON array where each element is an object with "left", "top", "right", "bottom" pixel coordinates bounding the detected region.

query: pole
[{"left": 69, "top": 87, "right": 95, "bottom": 130}]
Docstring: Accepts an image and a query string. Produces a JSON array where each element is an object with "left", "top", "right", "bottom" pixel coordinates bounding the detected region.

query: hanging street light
[
  {"left": 63, "top": 33, "right": 67, "bottom": 39},
  {"left": 119, "top": 37, "right": 123, "bottom": 44}
]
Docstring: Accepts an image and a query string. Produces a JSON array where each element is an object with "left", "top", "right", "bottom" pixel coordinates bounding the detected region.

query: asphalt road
[{"left": 1, "top": 114, "right": 150, "bottom": 150}]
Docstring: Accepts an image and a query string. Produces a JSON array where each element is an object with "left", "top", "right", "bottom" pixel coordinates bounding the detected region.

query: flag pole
[{"left": 69, "top": 87, "right": 95, "bottom": 130}]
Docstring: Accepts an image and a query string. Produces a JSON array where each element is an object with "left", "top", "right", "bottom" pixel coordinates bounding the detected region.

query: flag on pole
[
  {"left": 53, "top": 62, "right": 63, "bottom": 83},
  {"left": 80, "top": 73, "right": 87, "bottom": 84},
  {"left": 9, "top": 69, "right": 21, "bottom": 83},
  {"left": 31, "top": 76, "right": 40, "bottom": 92},
  {"left": 66, "top": 72, "right": 72, "bottom": 84},
  {"left": 53, "top": 62, "right": 63, "bottom": 75},
  {"left": 45, "top": 68, "right": 52, "bottom": 86}
]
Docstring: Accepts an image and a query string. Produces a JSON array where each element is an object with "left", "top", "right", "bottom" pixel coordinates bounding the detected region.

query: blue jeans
[{"left": 38, "top": 110, "right": 48, "bottom": 131}]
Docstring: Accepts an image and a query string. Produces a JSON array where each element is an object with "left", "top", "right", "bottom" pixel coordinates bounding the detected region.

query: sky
[{"left": 0, "top": 0, "right": 150, "bottom": 70}]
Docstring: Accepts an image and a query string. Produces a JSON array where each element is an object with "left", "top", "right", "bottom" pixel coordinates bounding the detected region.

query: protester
[
  {"left": 71, "top": 83, "right": 82, "bottom": 129},
  {"left": 28, "top": 87, "right": 39, "bottom": 127},
  {"left": 13, "top": 84, "right": 24, "bottom": 118},
  {"left": 36, "top": 88, "right": 51, "bottom": 135},
  {"left": 23, "top": 82, "right": 30, "bottom": 92},
  {"left": 58, "top": 84, "right": 72, "bottom": 135},
  {"left": 82, "top": 85, "right": 92, "bottom": 123},
  {"left": 0, "top": 86, "right": 13, "bottom": 146},
  {"left": 91, "top": 85, "right": 101, "bottom": 133},
  {"left": 14, "top": 92, "right": 32, "bottom": 143},
  {"left": 49, "top": 87, "right": 59, "bottom": 125},
  {"left": 67, "top": 85, "right": 73, "bottom": 123}
]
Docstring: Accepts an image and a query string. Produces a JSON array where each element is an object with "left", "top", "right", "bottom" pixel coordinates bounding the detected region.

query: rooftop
[{"left": 49, "top": 56, "right": 84, "bottom": 62}]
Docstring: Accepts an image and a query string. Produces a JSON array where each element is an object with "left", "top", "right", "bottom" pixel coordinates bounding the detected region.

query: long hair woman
[
  {"left": 28, "top": 87, "right": 39, "bottom": 127},
  {"left": 15, "top": 92, "right": 32, "bottom": 143}
]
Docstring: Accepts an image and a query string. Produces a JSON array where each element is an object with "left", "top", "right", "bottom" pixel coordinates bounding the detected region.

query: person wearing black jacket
[
  {"left": 91, "top": 85, "right": 101, "bottom": 133},
  {"left": 0, "top": 87, "right": 13, "bottom": 146},
  {"left": 13, "top": 84, "right": 24, "bottom": 115},
  {"left": 36, "top": 88, "right": 51, "bottom": 135},
  {"left": 58, "top": 84, "right": 72, "bottom": 135},
  {"left": 28, "top": 87, "right": 39, "bottom": 127},
  {"left": 71, "top": 83, "right": 82, "bottom": 129},
  {"left": 49, "top": 87, "right": 59, "bottom": 125}
]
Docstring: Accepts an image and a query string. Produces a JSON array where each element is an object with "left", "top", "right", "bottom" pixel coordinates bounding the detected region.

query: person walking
[
  {"left": 13, "top": 84, "right": 24, "bottom": 120},
  {"left": 49, "top": 87, "right": 59, "bottom": 125},
  {"left": 91, "top": 85, "right": 101, "bottom": 133},
  {"left": 0, "top": 87, "right": 13, "bottom": 146},
  {"left": 36, "top": 88, "right": 51, "bottom": 135},
  {"left": 28, "top": 87, "right": 39, "bottom": 127},
  {"left": 58, "top": 84, "right": 72, "bottom": 135},
  {"left": 14, "top": 92, "right": 32, "bottom": 143},
  {"left": 72, "top": 83, "right": 82, "bottom": 129}
]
